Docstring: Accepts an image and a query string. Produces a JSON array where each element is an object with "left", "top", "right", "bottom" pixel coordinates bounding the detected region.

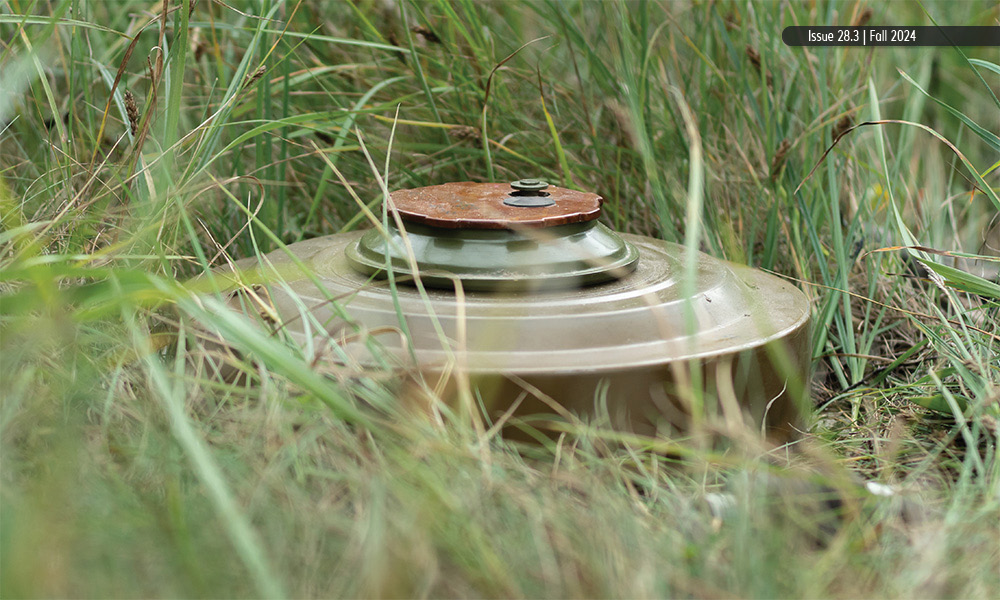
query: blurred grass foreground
[{"left": 1, "top": 0, "right": 999, "bottom": 598}]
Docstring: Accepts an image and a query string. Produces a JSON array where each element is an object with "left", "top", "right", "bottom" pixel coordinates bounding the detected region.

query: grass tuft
[{"left": 1, "top": 0, "right": 998, "bottom": 597}]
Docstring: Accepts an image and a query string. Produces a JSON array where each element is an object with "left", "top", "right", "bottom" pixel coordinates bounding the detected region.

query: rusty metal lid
[
  {"left": 346, "top": 180, "right": 638, "bottom": 291},
  {"left": 390, "top": 180, "right": 602, "bottom": 229}
]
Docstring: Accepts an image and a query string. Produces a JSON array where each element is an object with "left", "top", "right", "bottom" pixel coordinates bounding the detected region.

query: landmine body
[{"left": 220, "top": 181, "right": 811, "bottom": 440}]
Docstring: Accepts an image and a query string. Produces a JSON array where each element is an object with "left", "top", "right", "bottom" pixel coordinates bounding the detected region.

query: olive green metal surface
[
  {"left": 345, "top": 221, "right": 640, "bottom": 291},
  {"left": 220, "top": 229, "right": 811, "bottom": 438},
  {"left": 230, "top": 232, "right": 808, "bottom": 374}
]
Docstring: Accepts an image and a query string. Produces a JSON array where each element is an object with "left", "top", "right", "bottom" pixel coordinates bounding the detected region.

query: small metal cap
[
  {"left": 505, "top": 178, "right": 555, "bottom": 207},
  {"left": 510, "top": 179, "right": 549, "bottom": 192}
]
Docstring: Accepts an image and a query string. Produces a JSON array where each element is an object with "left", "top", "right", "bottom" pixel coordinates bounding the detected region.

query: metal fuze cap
[{"left": 345, "top": 180, "right": 640, "bottom": 291}]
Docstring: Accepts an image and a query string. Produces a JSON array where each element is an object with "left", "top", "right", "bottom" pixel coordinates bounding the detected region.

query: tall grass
[{"left": 2, "top": 0, "right": 998, "bottom": 597}]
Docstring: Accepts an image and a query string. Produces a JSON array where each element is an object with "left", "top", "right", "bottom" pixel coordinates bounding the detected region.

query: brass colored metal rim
[{"left": 227, "top": 232, "right": 812, "bottom": 375}]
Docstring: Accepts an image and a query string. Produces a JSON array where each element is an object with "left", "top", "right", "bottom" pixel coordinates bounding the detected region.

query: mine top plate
[{"left": 389, "top": 181, "right": 603, "bottom": 229}]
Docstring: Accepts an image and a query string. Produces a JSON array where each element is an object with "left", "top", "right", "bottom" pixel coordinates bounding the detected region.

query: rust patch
[{"left": 389, "top": 182, "right": 603, "bottom": 229}]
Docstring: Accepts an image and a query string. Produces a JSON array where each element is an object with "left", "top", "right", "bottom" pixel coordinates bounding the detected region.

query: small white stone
[{"left": 866, "top": 481, "right": 895, "bottom": 497}]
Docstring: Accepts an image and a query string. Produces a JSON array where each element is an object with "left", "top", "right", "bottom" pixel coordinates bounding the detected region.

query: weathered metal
[
  {"left": 504, "top": 179, "right": 555, "bottom": 207},
  {"left": 390, "top": 181, "right": 601, "bottom": 228},
  {"left": 220, "top": 180, "right": 812, "bottom": 440},
  {"left": 346, "top": 180, "right": 639, "bottom": 291}
]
